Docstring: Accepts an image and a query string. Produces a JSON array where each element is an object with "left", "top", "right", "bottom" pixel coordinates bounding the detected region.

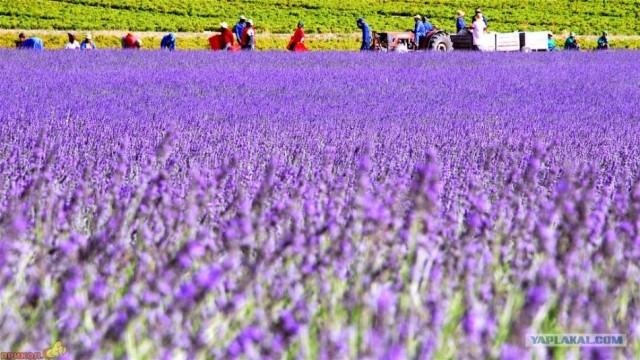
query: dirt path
[
  {"left": 0, "top": 29, "right": 359, "bottom": 40},
  {"left": 3, "top": 29, "right": 639, "bottom": 41}
]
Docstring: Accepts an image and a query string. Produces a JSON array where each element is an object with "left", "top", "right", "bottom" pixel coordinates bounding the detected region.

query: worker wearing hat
[
  {"left": 234, "top": 16, "right": 247, "bottom": 44},
  {"left": 456, "top": 10, "right": 467, "bottom": 34},
  {"left": 288, "top": 21, "right": 306, "bottom": 51},
  {"left": 597, "top": 30, "right": 610, "bottom": 50},
  {"left": 412, "top": 15, "right": 426, "bottom": 49},
  {"left": 564, "top": 31, "right": 580, "bottom": 50},
  {"left": 220, "top": 22, "right": 235, "bottom": 50},
  {"left": 241, "top": 19, "right": 256, "bottom": 50},
  {"left": 475, "top": 7, "right": 488, "bottom": 27},
  {"left": 81, "top": 33, "right": 97, "bottom": 50},
  {"left": 356, "top": 18, "right": 371, "bottom": 51},
  {"left": 160, "top": 32, "right": 176, "bottom": 51}
]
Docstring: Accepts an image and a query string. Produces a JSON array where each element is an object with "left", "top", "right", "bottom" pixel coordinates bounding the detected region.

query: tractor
[{"left": 372, "top": 29, "right": 453, "bottom": 52}]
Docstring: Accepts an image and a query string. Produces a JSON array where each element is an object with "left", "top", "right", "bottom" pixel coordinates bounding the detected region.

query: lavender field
[{"left": 1, "top": 50, "right": 639, "bottom": 359}]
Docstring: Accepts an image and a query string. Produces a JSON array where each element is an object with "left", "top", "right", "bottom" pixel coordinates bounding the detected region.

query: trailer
[{"left": 451, "top": 30, "right": 550, "bottom": 52}]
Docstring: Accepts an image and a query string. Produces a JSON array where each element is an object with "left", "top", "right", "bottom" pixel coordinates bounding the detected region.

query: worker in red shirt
[
  {"left": 220, "top": 22, "right": 235, "bottom": 50},
  {"left": 121, "top": 33, "right": 142, "bottom": 49},
  {"left": 288, "top": 21, "right": 306, "bottom": 51},
  {"left": 241, "top": 19, "right": 256, "bottom": 50}
]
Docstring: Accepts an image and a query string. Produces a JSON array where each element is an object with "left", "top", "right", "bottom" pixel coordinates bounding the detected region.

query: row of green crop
[
  {"left": 0, "top": 0, "right": 638, "bottom": 35},
  {"left": 3, "top": 33, "right": 640, "bottom": 51}
]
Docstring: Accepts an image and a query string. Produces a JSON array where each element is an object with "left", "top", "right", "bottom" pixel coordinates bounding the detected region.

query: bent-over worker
[
  {"left": 564, "top": 32, "right": 580, "bottom": 50},
  {"left": 16, "top": 33, "right": 44, "bottom": 50},
  {"left": 288, "top": 21, "right": 306, "bottom": 51},
  {"left": 65, "top": 32, "right": 80, "bottom": 50},
  {"left": 220, "top": 23, "right": 235, "bottom": 50},
  {"left": 161, "top": 33, "right": 176, "bottom": 51},
  {"left": 241, "top": 19, "right": 256, "bottom": 50},
  {"left": 122, "top": 33, "right": 142, "bottom": 49},
  {"left": 597, "top": 31, "right": 610, "bottom": 50}
]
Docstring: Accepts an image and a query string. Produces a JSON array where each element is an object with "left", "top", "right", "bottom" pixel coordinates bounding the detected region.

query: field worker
[
  {"left": 475, "top": 7, "right": 488, "bottom": 27},
  {"left": 220, "top": 23, "right": 235, "bottom": 50},
  {"left": 122, "top": 33, "right": 142, "bottom": 49},
  {"left": 597, "top": 30, "right": 610, "bottom": 50},
  {"left": 81, "top": 33, "right": 97, "bottom": 50},
  {"left": 65, "top": 32, "right": 80, "bottom": 50},
  {"left": 547, "top": 32, "right": 557, "bottom": 51},
  {"left": 160, "top": 33, "right": 176, "bottom": 51},
  {"left": 455, "top": 10, "right": 467, "bottom": 34},
  {"left": 288, "top": 21, "right": 306, "bottom": 51},
  {"left": 241, "top": 19, "right": 256, "bottom": 50},
  {"left": 564, "top": 32, "right": 580, "bottom": 50},
  {"left": 357, "top": 18, "right": 371, "bottom": 51},
  {"left": 412, "top": 15, "right": 426, "bottom": 49},
  {"left": 16, "top": 33, "right": 44, "bottom": 50},
  {"left": 233, "top": 16, "right": 247, "bottom": 44},
  {"left": 471, "top": 14, "right": 487, "bottom": 50},
  {"left": 422, "top": 16, "right": 434, "bottom": 33}
]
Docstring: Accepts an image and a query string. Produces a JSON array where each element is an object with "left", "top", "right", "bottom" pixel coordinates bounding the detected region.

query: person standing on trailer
[
  {"left": 596, "top": 30, "right": 610, "bottom": 50},
  {"left": 233, "top": 16, "right": 247, "bottom": 45},
  {"left": 475, "top": 8, "right": 488, "bottom": 27},
  {"left": 412, "top": 15, "right": 426, "bottom": 50},
  {"left": 564, "top": 32, "right": 580, "bottom": 50},
  {"left": 471, "top": 14, "right": 487, "bottom": 50},
  {"left": 160, "top": 33, "right": 176, "bottom": 51},
  {"left": 455, "top": 10, "right": 467, "bottom": 34},
  {"left": 65, "top": 32, "right": 80, "bottom": 50},
  {"left": 241, "top": 19, "right": 256, "bottom": 50},
  {"left": 81, "top": 33, "right": 97, "bottom": 50},
  {"left": 357, "top": 18, "right": 371, "bottom": 51}
]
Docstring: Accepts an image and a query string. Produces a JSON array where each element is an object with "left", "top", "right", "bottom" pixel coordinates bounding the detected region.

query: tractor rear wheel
[{"left": 430, "top": 33, "right": 453, "bottom": 52}]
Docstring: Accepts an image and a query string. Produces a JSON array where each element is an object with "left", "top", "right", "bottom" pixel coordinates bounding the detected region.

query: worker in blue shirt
[
  {"left": 564, "top": 32, "right": 580, "bottom": 50},
  {"left": 16, "top": 33, "right": 44, "bottom": 50},
  {"left": 547, "top": 32, "right": 557, "bottom": 51},
  {"left": 422, "top": 16, "right": 434, "bottom": 33},
  {"left": 233, "top": 16, "right": 247, "bottom": 45},
  {"left": 597, "top": 30, "right": 609, "bottom": 50},
  {"left": 80, "top": 33, "right": 97, "bottom": 50},
  {"left": 456, "top": 10, "right": 467, "bottom": 34},
  {"left": 412, "top": 15, "right": 426, "bottom": 49},
  {"left": 357, "top": 18, "right": 371, "bottom": 51},
  {"left": 161, "top": 33, "right": 176, "bottom": 51}
]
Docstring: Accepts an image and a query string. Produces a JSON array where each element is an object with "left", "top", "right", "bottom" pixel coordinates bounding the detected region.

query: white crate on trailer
[
  {"left": 494, "top": 32, "right": 521, "bottom": 51},
  {"left": 521, "top": 31, "right": 549, "bottom": 51}
]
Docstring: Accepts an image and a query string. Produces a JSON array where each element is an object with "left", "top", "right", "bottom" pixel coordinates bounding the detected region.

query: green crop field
[{"left": 1, "top": 0, "right": 639, "bottom": 35}]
